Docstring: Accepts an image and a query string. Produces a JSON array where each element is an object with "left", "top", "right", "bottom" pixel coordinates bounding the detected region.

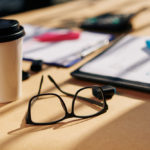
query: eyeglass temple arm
[
  {"left": 38, "top": 75, "right": 44, "bottom": 95},
  {"left": 47, "top": 75, "right": 75, "bottom": 97},
  {"left": 47, "top": 75, "right": 104, "bottom": 107},
  {"left": 38, "top": 75, "right": 102, "bottom": 106}
]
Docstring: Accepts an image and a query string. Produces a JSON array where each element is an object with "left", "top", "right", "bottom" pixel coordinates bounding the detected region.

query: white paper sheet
[
  {"left": 80, "top": 35, "right": 150, "bottom": 84},
  {"left": 23, "top": 24, "right": 111, "bottom": 67}
]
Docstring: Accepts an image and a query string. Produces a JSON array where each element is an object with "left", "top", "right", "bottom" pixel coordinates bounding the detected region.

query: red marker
[{"left": 34, "top": 31, "right": 80, "bottom": 42}]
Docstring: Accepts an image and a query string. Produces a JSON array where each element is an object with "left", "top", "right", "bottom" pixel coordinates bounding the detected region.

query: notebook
[{"left": 23, "top": 24, "right": 112, "bottom": 67}]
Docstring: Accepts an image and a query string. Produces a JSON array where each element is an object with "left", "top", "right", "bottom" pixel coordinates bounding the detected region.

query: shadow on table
[
  {"left": 0, "top": 96, "right": 150, "bottom": 150},
  {"left": 71, "top": 101, "right": 150, "bottom": 150}
]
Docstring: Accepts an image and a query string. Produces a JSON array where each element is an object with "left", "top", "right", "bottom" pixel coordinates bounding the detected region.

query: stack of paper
[{"left": 23, "top": 24, "right": 112, "bottom": 67}]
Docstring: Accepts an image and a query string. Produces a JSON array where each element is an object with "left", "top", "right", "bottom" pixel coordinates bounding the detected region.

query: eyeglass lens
[
  {"left": 30, "top": 94, "right": 66, "bottom": 123},
  {"left": 74, "top": 87, "right": 104, "bottom": 117}
]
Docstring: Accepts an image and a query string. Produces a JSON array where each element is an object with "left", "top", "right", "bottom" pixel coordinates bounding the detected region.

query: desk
[{"left": 0, "top": 0, "right": 150, "bottom": 150}]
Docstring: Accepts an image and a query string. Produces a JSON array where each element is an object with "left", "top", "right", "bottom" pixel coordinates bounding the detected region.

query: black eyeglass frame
[{"left": 26, "top": 75, "right": 108, "bottom": 125}]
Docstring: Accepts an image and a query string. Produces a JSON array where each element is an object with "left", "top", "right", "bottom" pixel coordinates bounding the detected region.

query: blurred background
[{"left": 0, "top": 0, "right": 72, "bottom": 17}]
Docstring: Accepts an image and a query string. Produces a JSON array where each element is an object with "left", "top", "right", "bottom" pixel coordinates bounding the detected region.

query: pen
[
  {"left": 81, "top": 39, "right": 109, "bottom": 57},
  {"left": 56, "top": 39, "right": 109, "bottom": 67}
]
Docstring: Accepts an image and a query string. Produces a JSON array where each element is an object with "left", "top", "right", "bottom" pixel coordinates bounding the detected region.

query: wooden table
[{"left": 0, "top": 0, "right": 150, "bottom": 149}]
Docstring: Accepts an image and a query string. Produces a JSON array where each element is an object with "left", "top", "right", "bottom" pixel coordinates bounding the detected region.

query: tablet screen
[{"left": 80, "top": 35, "right": 150, "bottom": 84}]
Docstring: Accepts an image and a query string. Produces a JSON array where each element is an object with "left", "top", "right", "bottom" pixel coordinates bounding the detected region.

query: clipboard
[{"left": 71, "top": 35, "right": 150, "bottom": 92}]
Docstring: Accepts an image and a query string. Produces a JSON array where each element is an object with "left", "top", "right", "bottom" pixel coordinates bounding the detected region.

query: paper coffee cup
[{"left": 0, "top": 19, "right": 25, "bottom": 103}]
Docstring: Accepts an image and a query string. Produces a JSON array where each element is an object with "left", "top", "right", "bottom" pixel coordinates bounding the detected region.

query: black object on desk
[
  {"left": 26, "top": 75, "right": 116, "bottom": 125},
  {"left": 22, "top": 71, "right": 30, "bottom": 80},
  {"left": 30, "top": 60, "right": 43, "bottom": 72},
  {"left": 80, "top": 8, "right": 147, "bottom": 32}
]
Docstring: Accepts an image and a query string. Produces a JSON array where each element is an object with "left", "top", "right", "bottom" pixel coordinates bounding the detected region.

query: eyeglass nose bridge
[{"left": 65, "top": 111, "right": 74, "bottom": 118}]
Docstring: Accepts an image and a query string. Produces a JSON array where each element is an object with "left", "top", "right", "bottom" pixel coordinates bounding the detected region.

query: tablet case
[{"left": 71, "top": 35, "right": 150, "bottom": 93}]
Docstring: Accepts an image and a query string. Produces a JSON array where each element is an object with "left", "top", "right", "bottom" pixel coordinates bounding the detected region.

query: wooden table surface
[{"left": 0, "top": 0, "right": 150, "bottom": 150}]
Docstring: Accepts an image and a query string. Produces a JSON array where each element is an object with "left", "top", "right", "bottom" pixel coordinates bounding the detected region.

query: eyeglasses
[{"left": 26, "top": 75, "right": 115, "bottom": 125}]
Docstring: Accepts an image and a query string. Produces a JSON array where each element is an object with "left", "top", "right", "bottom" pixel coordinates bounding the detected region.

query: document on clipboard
[
  {"left": 71, "top": 35, "right": 150, "bottom": 92},
  {"left": 23, "top": 24, "right": 112, "bottom": 67}
]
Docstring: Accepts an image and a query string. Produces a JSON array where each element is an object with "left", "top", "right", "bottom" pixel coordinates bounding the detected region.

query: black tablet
[{"left": 71, "top": 35, "right": 150, "bottom": 92}]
